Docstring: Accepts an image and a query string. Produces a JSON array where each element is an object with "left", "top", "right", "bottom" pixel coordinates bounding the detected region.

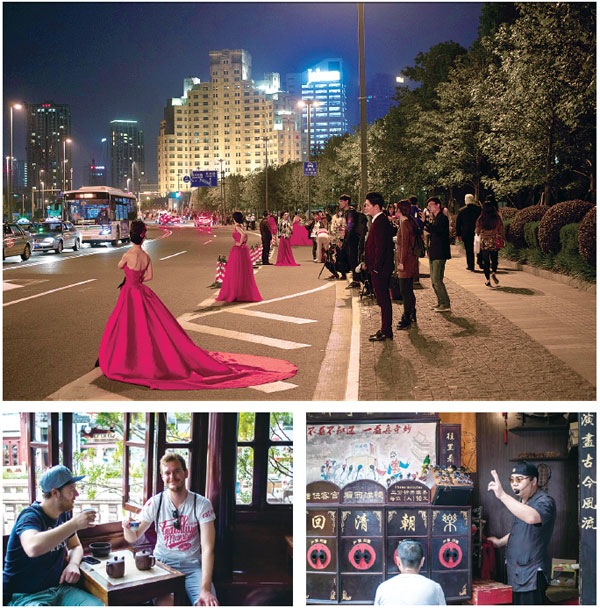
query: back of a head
[
  {"left": 130, "top": 220, "right": 146, "bottom": 245},
  {"left": 464, "top": 193, "right": 476, "bottom": 206},
  {"left": 480, "top": 202, "right": 500, "bottom": 230},
  {"left": 232, "top": 211, "right": 244, "bottom": 224},
  {"left": 396, "top": 540, "right": 424, "bottom": 571},
  {"left": 398, "top": 199, "right": 412, "bottom": 218},
  {"left": 409, "top": 195, "right": 418, "bottom": 206},
  {"left": 263, "top": 210, "right": 269, "bottom": 218}
]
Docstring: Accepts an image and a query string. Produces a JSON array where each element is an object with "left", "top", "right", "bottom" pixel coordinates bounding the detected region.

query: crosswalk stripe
[
  {"left": 226, "top": 309, "right": 316, "bottom": 324},
  {"left": 45, "top": 368, "right": 132, "bottom": 401},
  {"left": 159, "top": 250, "right": 187, "bottom": 260},
  {"left": 3, "top": 281, "right": 24, "bottom": 291},
  {"left": 4, "top": 279, "right": 97, "bottom": 307},
  {"left": 250, "top": 381, "right": 298, "bottom": 393},
  {"left": 179, "top": 318, "right": 310, "bottom": 350}
]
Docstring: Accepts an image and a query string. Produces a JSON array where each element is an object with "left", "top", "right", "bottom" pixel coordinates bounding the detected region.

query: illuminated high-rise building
[
  {"left": 88, "top": 159, "right": 107, "bottom": 186},
  {"left": 109, "top": 120, "right": 145, "bottom": 191},
  {"left": 26, "top": 101, "right": 71, "bottom": 192},
  {"left": 157, "top": 49, "right": 302, "bottom": 196},
  {"left": 366, "top": 73, "right": 400, "bottom": 123}
]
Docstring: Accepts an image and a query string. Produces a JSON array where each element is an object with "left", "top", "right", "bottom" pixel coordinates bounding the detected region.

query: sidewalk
[{"left": 358, "top": 247, "right": 596, "bottom": 401}]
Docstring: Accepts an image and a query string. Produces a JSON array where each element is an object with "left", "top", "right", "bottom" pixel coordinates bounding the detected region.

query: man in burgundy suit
[{"left": 363, "top": 192, "right": 395, "bottom": 341}]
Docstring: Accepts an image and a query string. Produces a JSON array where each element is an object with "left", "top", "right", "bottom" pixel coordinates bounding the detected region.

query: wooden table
[{"left": 79, "top": 550, "right": 187, "bottom": 606}]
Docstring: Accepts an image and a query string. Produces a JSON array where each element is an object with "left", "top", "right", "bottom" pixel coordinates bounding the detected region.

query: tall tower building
[
  {"left": 88, "top": 159, "right": 107, "bottom": 186},
  {"left": 109, "top": 120, "right": 145, "bottom": 191},
  {"left": 298, "top": 58, "right": 348, "bottom": 156},
  {"left": 157, "top": 49, "right": 302, "bottom": 196},
  {"left": 26, "top": 101, "right": 71, "bottom": 193}
]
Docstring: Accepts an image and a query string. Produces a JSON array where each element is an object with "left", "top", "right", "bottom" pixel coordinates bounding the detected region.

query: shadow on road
[
  {"left": 408, "top": 329, "right": 453, "bottom": 364},
  {"left": 491, "top": 286, "right": 540, "bottom": 295},
  {"left": 444, "top": 314, "right": 491, "bottom": 338}
]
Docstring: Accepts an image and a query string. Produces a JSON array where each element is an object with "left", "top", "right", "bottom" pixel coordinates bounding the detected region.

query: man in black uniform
[
  {"left": 259, "top": 211, "right": 272, "bottom": 265},
  {"left": 487, "top": 461, "right": 556, "bottom": 605},
  {"left": 339, "top": 194, "right": 367, "bottom": 288}
]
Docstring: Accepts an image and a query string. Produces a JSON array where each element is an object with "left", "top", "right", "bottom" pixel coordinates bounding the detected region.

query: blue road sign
[
  {"left": 191, "top": 170, "right": 218, "bottom": 187},
  {"left": 183, "top": 175, "right": 191, "bottom": 183},
  {"left": 303, "top": 161, "right": 317, "bottom": 176}
]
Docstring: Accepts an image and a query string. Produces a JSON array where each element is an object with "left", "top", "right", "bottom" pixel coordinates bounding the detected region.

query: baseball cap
[
  {"left": 511, "top": 461, "right": 539, "bottom": 480},
  {"left": 40, "top": 465, "right": 85, "bottom": 493}
]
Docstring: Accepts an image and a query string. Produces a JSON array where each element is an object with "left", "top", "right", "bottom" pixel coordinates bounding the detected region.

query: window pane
[
  {"left": 72, "top": 413, "right": 125, "bottom": 524},
  {"left": 270, "top": 412, "right": 293, "bottom": 442},
  {"left": 34, "top": 447, "right": 49, "bottom": 502},
  {"left": 165, "top": 413, "right": 191, "bottom": 443},
  {"left": 238, "top": 413, "right": 255, "bottom": 442},
  {"left": 129, "top": 413, "right": 146, "bottom": 442},
  {"left": 33, "top": 413, "right": 49, "bottom": 442},
  {"left": 267, "top": 446, "right": 293, "bottom": 504},
  {"left": 236, "top": 446, "right": 254, "bottom": 504},
  {"left": 127, "top": 446, "right": 145, "bottom": 507}
]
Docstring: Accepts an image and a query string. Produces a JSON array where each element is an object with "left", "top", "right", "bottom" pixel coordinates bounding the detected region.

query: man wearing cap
[
  {"left": 487, "top": 461, "right": 556, "bottom": 604},
  {"left": 3, "top": 465, "right": 102, "bottom": 606},
  {"left": 374, "top": 539, "right": 446, "bottom": 605}
]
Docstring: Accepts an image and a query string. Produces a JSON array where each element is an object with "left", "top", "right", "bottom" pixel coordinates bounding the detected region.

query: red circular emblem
[
  {"left": 307, "top": 542, "right": 331, "bottom": 570},
  {"left": 6, "top": 238, "right": 14, "bottom": 248},
  {"left": 348, "top": 543, "right": 376, "bottom": 570},
  {"left": 439, "top": 541, "right": 462, "bottom": 568}
]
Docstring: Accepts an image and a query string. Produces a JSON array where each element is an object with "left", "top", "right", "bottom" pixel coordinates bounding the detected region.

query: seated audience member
[
  {"left": 374, "top": 540, "right": 446, "bottom": 605},
  {"left": 3, "top": 465, "right": 103, "bottom": 606}
]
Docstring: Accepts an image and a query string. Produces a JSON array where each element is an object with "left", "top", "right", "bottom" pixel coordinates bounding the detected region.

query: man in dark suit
[
  {"left": 456, "top": 193, "right": 481, "bottom": 271},
  {"left": 363, "top": 192, "right": 395, "bottom": 341},
  {"left": 259, "top": 211, "right": 272, "bottom": 264}
]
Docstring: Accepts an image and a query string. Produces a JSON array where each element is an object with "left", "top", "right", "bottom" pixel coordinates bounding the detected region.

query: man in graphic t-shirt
[{"left": 123, "top": 453, "right": 218, "bottom": 606}]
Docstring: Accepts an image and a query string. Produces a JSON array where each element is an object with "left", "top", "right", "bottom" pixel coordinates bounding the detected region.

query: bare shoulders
[{"left": 124, "top": 248, "right": 151, "bottom": 271}]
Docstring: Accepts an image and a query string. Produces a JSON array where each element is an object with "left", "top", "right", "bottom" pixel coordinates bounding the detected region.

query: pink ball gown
[
  {"left": 289, "top": 217, "right": 313, "bottom": 246},
  {"left": 276, "top": 237, "right": 300, "bottom": 266},
  {"left": 98, "top": 264, "right": 296, "bottom": 390},
  {"left": 216, "top": 229, "right": 262, "bottom": 302}
]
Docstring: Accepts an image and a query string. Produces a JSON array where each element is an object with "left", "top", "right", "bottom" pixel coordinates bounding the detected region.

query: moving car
[
  {"left": 29, "top": 220, "right": 82, "bottom": 254},
  {"left": 195, "top": 214, "right": 212, "bottom": 230},
  {"left": 3, "top": 222, "right": 33, "bottom": 261}
]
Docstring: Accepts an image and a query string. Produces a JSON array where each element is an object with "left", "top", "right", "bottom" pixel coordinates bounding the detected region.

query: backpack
[{"left": 410, "top": 218, "right": 426, "bottom": 257}]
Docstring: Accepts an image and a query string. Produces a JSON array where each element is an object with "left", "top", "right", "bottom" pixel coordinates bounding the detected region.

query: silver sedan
[{"left": 30, "top": 220, "right": 82, "bottom": 254}]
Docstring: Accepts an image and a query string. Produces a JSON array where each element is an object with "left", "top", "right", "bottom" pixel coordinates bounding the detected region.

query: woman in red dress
[
  {"left": 216, "top": 211, "right": 262, "bottom": 302},
  {"left": 98, "top": 220, "right": 296, "bottom": 390},
  {"left": 275, "top": 212, "right": 300, "bottom": 266}
]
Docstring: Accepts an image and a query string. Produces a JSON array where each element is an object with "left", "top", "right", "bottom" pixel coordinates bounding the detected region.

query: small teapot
[
  {"left": 106, "top": 554, "right": 125, "bottom": 578},
  {"left": 135, "top": 549, "right": 156, "bottom": 571}
]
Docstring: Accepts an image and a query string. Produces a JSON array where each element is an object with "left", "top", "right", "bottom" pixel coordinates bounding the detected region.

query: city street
[{"left": 3, "top": 224, "right": 339, "bottom": 401}]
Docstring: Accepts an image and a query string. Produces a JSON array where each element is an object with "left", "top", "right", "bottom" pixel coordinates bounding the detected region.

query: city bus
[{"left": 63, "top": 186, "right": 137, "bottom": 246}]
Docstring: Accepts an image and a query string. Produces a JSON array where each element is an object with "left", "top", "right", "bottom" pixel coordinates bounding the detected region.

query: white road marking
[
  {"left": 203, "top": 239, "right": 213, "bottom": 245},
  {"left": 345, "top": 294, "right": 361, "bottom": 401},
  {"left": 3, "top": 281, "right": 24, "bottom": 291},
  {"left": 4, "top": 279, "right": 97, "bottom": 307},
  {"left": 45, "top": 368, "right": 132, "bottom": 401},
  {"left": 159, "top": 250, "right": 187, "bottom": 261},
  {"left": 227, "top": 309, "right": 316, "bottom": 325},
  {"left": 178, "top": 315, "right": 310, "bottom": 350},
  {"left": 250, "top": 381, "right": 298, "bottom": 393}
]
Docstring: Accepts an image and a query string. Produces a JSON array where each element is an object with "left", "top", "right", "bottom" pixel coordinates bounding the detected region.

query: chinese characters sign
[
  {"left": 579, "top": 412, "right": 596, "bottom": 605},
  {"left": 440, "top": 424, "right": 461, "bottom": 467}
]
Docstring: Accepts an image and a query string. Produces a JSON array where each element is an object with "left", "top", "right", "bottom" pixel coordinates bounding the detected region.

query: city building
[
  {"left": 109, "top": 120, "right": 145, "bottom": 192},
  {"left": 88, "top": 159, "right": 107, "bottom": 186},
  {"left": 157, "top": 49, "right": 302, "bottom": 196},
  {"left": 366, "top": 73, "right": 401, "bottom": 123},
  {"left": 287, "top": 58, "right": 348, "bottom": 157},
  {"left": 25, "top": 101, "right": 71, "bottom": 198}
]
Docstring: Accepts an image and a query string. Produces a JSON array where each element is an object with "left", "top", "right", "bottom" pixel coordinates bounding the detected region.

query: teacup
[
  {"left": 135, "top": 550, "right": 156, "bottom": 571},
  {"left": 106, "top": 555, "right": 125, "bottom": 578}
]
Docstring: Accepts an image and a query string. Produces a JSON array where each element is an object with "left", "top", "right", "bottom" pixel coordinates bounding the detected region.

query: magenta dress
[
  {"left": 289, "top": 218, "right": 313, "bottom": 245},
  {"left": 276, "top": 236, "right": 300, "bottom": 266},
  {"left": 98, "top": 264, "right": 296, "bottom": 390},
  {"left": 216, "top": 229, "right": 262, "bottom": 302}
]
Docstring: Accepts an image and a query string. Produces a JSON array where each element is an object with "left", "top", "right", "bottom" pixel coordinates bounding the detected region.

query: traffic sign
[
  {"left": 191, "top": 170, "right": 218, "bottom": 187},
  {"left": 303, "top": 162, "right": 317, "bottom": 176},
  {"left": 183, "top": 175, "right": 190, "bottom": 183},
  {"left": 73, "top": 414, "right": 91, "bottom": 424}
]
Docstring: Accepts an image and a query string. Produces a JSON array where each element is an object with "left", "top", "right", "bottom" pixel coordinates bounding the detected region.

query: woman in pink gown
[
  {"left": 275, "top": 212, "right": 300, "bottom": 266},
  {"left": 216, "top": 212, "right": 262, "bottom": 302},
  {"left": 289, "top": 213, "right": 313, "bottom": 246},
  {"left": 98, "top": 220, "right": 296, "bottom": 390}
]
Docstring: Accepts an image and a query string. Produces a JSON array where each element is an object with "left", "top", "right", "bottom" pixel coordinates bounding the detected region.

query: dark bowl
[{"left": 89, "top": 541, "right": 111, "bottom": 557}]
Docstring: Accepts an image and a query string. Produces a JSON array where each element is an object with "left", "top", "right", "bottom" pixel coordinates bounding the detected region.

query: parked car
[
  {"left": 29, "top": 220, "right": 82, "bottom": 254},
  {"left": 3, "top": 222, "right": 33, "bottom": 261}
]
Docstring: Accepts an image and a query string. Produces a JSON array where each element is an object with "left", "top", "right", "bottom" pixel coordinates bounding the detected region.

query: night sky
[{"left": 4, "top": 2, "right": 483, "bottom": 186}]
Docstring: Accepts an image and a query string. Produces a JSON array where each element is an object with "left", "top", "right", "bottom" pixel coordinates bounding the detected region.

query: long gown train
[
  {"left": 289, "top": 219, "right": 313, "bottom": 246},
  {"left": 99, "top": 264, "right": 296, "bottom": 390},
  {"left": 275, "top": 237, "right": 300, "bottom": 266}
]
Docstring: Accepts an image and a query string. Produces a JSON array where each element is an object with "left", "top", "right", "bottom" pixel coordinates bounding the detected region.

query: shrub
[
  {"left": 499, "top": 207, "right": 518, "bottom": 221},
  {"left": 538, "top": 200, "right": 593, "bottom": 254},
  {"left": 523, "top": 221, "right": 540, "bottom": 249},
  {"left": 578, "top": 206, "right": 596, "bottom": 266},
  {"left": 508, "top": 205, "right": 548, "bottom": 248},
  {"left": 559, "top": 223, "right": 580, "bottom": 255}
]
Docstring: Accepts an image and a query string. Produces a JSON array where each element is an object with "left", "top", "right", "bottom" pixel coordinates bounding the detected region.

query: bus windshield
[{"left": 70, "top": 202, "right": 111, "bottom": 224}]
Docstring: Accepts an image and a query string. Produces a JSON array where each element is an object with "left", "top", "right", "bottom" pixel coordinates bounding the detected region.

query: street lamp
[
  {"left": 298, "top": 99, "right": 319, "bottom": 216},
  {"left": 8, "top": 103, "right": 22, "bottom": 220},
  {"left": 261, "top": 136, "right": 269, "bottom": 212},
  {"left": 40, "top": 181, "right": 45, "bottom": 210},
  {"left": 62, "top": 138, "right": 72, "bottom": 218}
]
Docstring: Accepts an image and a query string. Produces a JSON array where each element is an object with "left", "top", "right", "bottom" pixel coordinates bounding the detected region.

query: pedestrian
[
  {"left": 98, "top": 220, "right": 296, "bottom": 389},
  {"left": 259, "top": 210, "right": 272, "bottom": 265},
  {"left": 456, "top": 193, "right": 481, "bottom": 272},
  {"left": 339, "top": 194, "right": 366, "bottom": 288},
  {"left": 395, "top": 199, "right": 419, "bottom": 330},
  {"left": 409, "top": 195, "right": 424, "bottom": 288},
  {"left": 216, "top": 211, "right": 262, "bottom": 302},
  {"left": 363, "top": 192, "right": 395, "bottom": 341},
  {"left": 315, "top": 215, "right": 330, "bottom": 263},
  {"left": 475, "top": 202, "right": 505, "bottom": 287},
  {"left": 421, "top": 197, "right": 451, "bottom": 312},
  {"left": 275, "top": 211, "right": 299, "bottom": 266},
  {"left": 330, "top": 209, "right": 346, "bottom": 248},
  {"left": 306, "top": 211, "right": 320, "bottom": 261},
  {"left": 487, "top": 462, "right": 556, "bottom": 605}
]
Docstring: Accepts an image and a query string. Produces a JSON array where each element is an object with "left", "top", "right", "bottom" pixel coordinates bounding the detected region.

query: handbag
[
  {"left": 494, "top": 234, "right": 505, "bottom": 249},
  {"left": 474, "top": 233, "right": 481, "bottom": 255}
]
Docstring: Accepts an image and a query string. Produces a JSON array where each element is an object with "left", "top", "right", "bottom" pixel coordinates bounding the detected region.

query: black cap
[{"left": 511, "top": 461, "right": 539, "bottom": 480}]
